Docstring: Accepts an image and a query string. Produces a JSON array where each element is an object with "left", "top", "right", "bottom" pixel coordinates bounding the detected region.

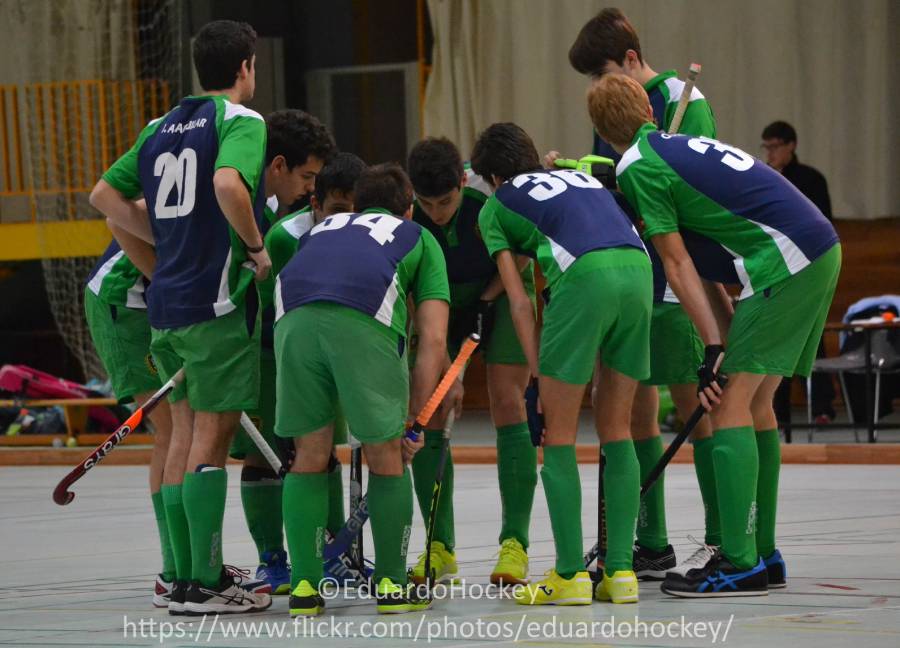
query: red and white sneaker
[{"left": 153, "top": 574, "right": 174, "bottom": 608}]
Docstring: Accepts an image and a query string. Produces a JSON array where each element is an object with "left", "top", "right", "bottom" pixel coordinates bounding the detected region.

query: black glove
[
  {"left": 697, "top": 344, "right": 726, "bottom": 396},
  {"left": 524, "top": 377, "right": 545, "bottom": 447},
  {"left": 475, "top": 299, "right": 497, "bottom": 347}
]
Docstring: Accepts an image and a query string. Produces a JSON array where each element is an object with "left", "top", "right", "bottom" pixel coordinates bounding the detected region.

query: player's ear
[
  {"left": 403, "top": 205, "right": 413, "bottom": 220},
  {"left": 490, "top": 174, "right": 504, "bottom": 189},
  {"left": 459, "top": 171, "right": 468, "bottom": 190}
]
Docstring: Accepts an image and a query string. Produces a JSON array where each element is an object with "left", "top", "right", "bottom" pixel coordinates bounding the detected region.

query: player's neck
[
  {"left": 201, "top": 87, "right": 246, "bottom": 105},
  {"left": 633, "top": 64, "right": 658, "bottom": 86}
]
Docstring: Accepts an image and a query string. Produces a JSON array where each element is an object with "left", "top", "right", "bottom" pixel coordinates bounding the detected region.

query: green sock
[
  {"left": 283, "top": 473, "right": 327, "bottom": 589},
  {"left": 693, "top": 436, "right": 722, "bottom": 546},
  {"left": 161, "top": 484, "right": 191, "bottom": 581},
  {"left": 411, "top": 430, "right": 454, "bottom": 551},
  {"left": 368, "top": 469, "right": 413, "bottom": 584},
  {"left": 151, "top": 490, "right": 177, "bottom": 581},
  {"left": 327, "top": 462, "right": 346, "bottom": 536},
  {"left": 633, "top": 436, "right": 668, "bottom": 552},
  {"left": 603, "top": 439, "right": 641, "bottom": 575},
  {"left": 496, "top": 422, "right": 537, "bottom": 549},
  {"left": 540, "top": 445, "right": 583, "bottom": 578},
  {"left": 755, "top": 429, "right": 781, "bottom": 558},
  {"left": 712, "top": 427, "right": 759, "bottom": 569},
  {"left": 182, "top": 469, "right": 228, "bottom": 587},
  {"left": 240, "top": 468, "right": 284, "bottom": 560}
]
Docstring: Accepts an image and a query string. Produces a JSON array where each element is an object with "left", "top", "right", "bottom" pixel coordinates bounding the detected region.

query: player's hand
[
  {"left": 248, "top": 247, "right": 272, "bottom": 281},
  {"left": 401, "top": 428, "right": 425, "bottom": 463},
  {"left": 543, "top": 150, "right": 562, "bottom": 169},
  {"left": 443, "top": 377, "right": 465, "bottom": 420},
  {"left": 697, "top": 345, "right": 726, "bottom": 411}
]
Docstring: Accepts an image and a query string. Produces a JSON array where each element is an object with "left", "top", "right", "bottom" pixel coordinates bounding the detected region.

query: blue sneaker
[
  {"left": 323, "top": 551, "right": 374, "bottom": 588},
  {"left": 661, "top": 550, "right": 768, "bottom": 598},
  {"left": 763, "top": 549, "right": 786, "bottom": 588},
  {"left": 256, "top": 550, "right": 291, "bottom": 595}
]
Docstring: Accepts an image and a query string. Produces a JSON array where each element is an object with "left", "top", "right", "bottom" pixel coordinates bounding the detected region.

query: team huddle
[{"left": 85, "top": 11, "right": 840, "bottom": 617}]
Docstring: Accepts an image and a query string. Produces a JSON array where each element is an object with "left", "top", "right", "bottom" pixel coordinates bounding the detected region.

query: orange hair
[{"left": 586, "top": 74, "right": 653, "bottom": 148}]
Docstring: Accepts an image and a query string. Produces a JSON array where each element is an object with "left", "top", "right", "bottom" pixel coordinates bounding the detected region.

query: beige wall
[{"left": 424, "top": 0, "right": 900, "bottom": 220}]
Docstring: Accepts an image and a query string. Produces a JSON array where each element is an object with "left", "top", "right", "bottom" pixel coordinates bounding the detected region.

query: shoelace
[
  {"left": 496, "top": 539, "right": 527, "bottom": 563},
  {"left": 681, "top": 536, "right": 718, "bottom": 568},
  {"left": 224, "top": 564, "right": 254, "bottom": 584}
]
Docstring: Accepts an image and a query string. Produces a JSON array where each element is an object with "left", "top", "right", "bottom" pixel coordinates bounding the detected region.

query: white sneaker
[
  {"left": 153, "top": 574, "right": 173, "bottom": 608},
  {"left": 668, "top": 536, "right": 719, "bottom": 578},
  {"left": 183, "top": 569, "right": 272, "bottom": 616},
  {"left": 224, "top": 564, "right": 272, "bottom": 595}
]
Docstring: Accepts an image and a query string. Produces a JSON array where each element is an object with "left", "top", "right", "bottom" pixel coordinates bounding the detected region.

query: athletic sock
[
  {"left": 496, "top": 422, "right": 537, "bottom": 549},
  {"left": 411, "top": 429, "right": 454, "bottom": 551},
  {"left": 182, "top": 468, "right": 228, "bottom": 587},
  {"left": 540, "top": 445, "right": 583, "bottom": 578},
  {"left": 161, "top": 484, "right": 191, "bottom": 581},
  {"left": 633, "top": 436, "right": 668, "bottom": 552},
  {"left": 755, "top": 428, "right": 781, "bottom": 558},
  {"left": 693, "top": 436, "right": 722, "bottom": 546},
  {"left": 368, "top": 469, "right": 413, "bottom": 584},
  {"left": 327, "top": 460, "right": 346, "bottom": 536},
  {"left": 712, "top": 426, "right": 759, "bottom": 569},
  {"left": 282, "top": 473, "right": 327, "bottom": 589},
  {"left": 603, "top": 439, "right": 641, "bottom": 576},
  {"left": 240, "top": 465, "right": 284, "bottom": 561},
  {"left": 151, "top": 490, "right": 177, "bottom": 581}
]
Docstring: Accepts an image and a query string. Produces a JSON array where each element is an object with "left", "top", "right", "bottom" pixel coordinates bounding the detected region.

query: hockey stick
[
  {"left": 239, "top": 413, "right": 285, "bottom": 477},
  {"left": 348, "top": 434, "right": 364, "bottom": 571},
  {"left": 324, "top": 334, "right": 480, "bottom": 560},
  {"left": 52, "top": 368, "right": 185, "bottom": 505},
  {"left": 668, "top": 62, "right": 702, "bottom": 135}
]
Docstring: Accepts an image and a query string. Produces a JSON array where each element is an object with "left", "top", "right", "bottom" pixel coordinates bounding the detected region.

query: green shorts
[
  {"left": 722, "top": 243, "right": 841, "bottom": 377},
  {"left": 150, "top": 303, "right": 260, "bottom": 412},
  {"left": 642, "top": 302, "right": 703, "bottom": 386},
  {"left": 274, "top": 303, "right": 408, "bottom": 444},
  {"left": 540, "top": 249, "right": 652, "bottom": 384},
  {"left": 84, "top": 288, "right": 161, "bottom": 402},
  {"left": 230, "top": 348, "right": 284, "bottom": 459}
]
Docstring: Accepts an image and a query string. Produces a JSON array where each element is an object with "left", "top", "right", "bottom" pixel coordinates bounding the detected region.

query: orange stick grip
[{"left": 415, "top": 334, "right": 479, "bottom": 428}]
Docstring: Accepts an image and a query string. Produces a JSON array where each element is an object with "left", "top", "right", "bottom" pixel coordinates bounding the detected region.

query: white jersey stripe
[
  {"left": 212, "top": 248, "right": 237, "bottom": 317},
  {"left": 616, "top": 142, "right": 643, "bottom": 176},
  {"left": 374, "top": 273, "right": 401, "bottom": 328},
  {"left": 87, "top": 250, "right": 125, "bottom": 297},
  {"left": 548, "top": 235, "right": 576, "bottom": 272},
  {"left": 224, "top": 100, "right": 264, "bottom": 122}
]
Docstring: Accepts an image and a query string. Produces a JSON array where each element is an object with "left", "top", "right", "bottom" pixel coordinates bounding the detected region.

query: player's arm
[
  {"left": 496, "top": 250, "right": 539, "bottom": 377},
  {"left": 479, "top": 255, "right": 531, "bottom": 301},
  {"left": 107, "top": 200, "right": 156, "bottom": 278},
  {"left": 213, "top": 167, "right": 270, "bottom": 279},
  {"left": 90, "top": 179, "right": 154, "bottom": 244},
  {"left": 410, "top": 298, "right": 451, "bottom": 420},
  {"left": 702, "top": 279, "right": 734, "bottom": 342}
]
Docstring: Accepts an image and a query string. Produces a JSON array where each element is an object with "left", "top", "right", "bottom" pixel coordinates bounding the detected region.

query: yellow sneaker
[
  {"left": 490, "top": 538, "right": 529, "bottom": 585},
  {"left": 513, "top": 569, "right": 592, "bottom": 606},
  {"left": 289, "top": 580, "right": 324, "bottom": 617},
  {"left": 409, "top": 541, "right": 458, "bottom": 585},
  {"left": 594, "top": 570, "right": 639, "bottom": 604}
]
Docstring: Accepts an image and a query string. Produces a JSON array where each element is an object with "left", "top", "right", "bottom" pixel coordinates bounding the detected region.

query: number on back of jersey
[
  {"left": 310, "top": 212, "right": 402, "bottom": 246},
  {"left": 153, "top": 149, "right": 197, "bottom": 219}
]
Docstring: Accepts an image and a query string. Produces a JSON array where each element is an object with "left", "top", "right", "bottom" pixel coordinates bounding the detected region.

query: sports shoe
[
  {"left": 632, "top": 543, "right": 676, "bottom": 580},
  {"left": 183, "top": 569, "right": 272, "bottom": 615},
  {"left": 289, "top": 580, "right": 325, "bottom": 617},
  {"left": 375, "top": 577, "right": 432, "bottom": 614},
  {"left": 763, "top": 549, "right": 787, "bottom": 588},
  {"left": 224, "top": 564, "right": 272, "bottom": 595},
  {"left": 153, "top": 574, "right": 173, "bottom": 608},
  {"left": 490, "top": 538, "right": 529, "bottom": 585},
  {"left": 167, "top": 580, "right": 188, "bottom": 616},
  {"left": 256, "top": 549, "right": 291, "bottom": 595},
  {"left": 409, "top": 540, "right": 458, "bottom": 585},
  {"left": 661, "top": 551, "right": 768, "bottom": 598},
  {"left": 594, "top": 570, "right": 639, "bottom": 604},
  {"left": 667, "top": 537, "right": 719, "bottom": 578},
  {"left": 513, "top": 569, "right": 592, "bottom": 606},
  {"left": 323, "top": 551, "right": 374, "bottom": 588}
]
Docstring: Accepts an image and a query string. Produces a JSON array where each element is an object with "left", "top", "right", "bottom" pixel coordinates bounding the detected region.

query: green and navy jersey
[
  {"left": 478, "top": 169, "right": 646, "bottom": 290},
  {"left": 266, "top": 206, "right": 315, "bottom": 280},
  {"left": 618, "top": 124, "right": 839, "bottom": 299},
  {"left": 274, "top": 208, "right": 450, "bottom": 337},
  {"left": 102, "top": 95, "right": 267, "bottom": 330},
  {"left": 85, "top": 240, "right": 147, "bottom": 309}
]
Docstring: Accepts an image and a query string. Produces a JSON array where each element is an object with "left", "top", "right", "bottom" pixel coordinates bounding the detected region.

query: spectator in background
[{"left": 762, "top": 120, "right": 835, "bottom": 423}]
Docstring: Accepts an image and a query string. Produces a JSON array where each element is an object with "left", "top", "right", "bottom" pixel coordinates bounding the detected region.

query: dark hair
[
  {"left": 265, "top": 109, "right": 337, "bottom": 169},
  {"left": 314, "top": 152, "right": 367, "bottom": 205},
  {"left": 568, "top": 8, "right": 643, "bottom": 77},
  {"left": 761, "top": 120, "right": 797, "bottom": 144},
  {"left": 470, "top": 123, "right": 542, "bottom": 183},
  {"left": 192, "top": 20, "right": 258, "bottom": 91},
  {"left": 354, "top": 163, "right": 414, "bottom": 215},
  {"left": 407, "top": 137, "right": 464, "bottom": 197}
]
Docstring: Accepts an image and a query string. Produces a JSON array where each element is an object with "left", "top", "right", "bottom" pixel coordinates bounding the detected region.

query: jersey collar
[
  {"left": 361, "top": 207, "right": 395, "bottom": 216},
  {"left": 644, "top": 70, "right": 678, "bottom": 93}
]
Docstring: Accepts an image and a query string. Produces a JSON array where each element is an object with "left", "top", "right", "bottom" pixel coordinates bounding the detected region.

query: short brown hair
[
  {"left": 470, "top": 123, "right": 542, "bottom": 183},
  {"left": 569, "top": 8, "right": 642, "bottom": 76},
  {"left": 587, "top": 74, "right": 653, "bottom": 148},
  {"left": 354, "top": 162, "right": 413, "bottom": 215}
]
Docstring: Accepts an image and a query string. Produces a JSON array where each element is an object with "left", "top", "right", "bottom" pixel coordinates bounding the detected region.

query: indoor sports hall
[{"left": 1, "top": 1, "right": 897, "bottom": 647}]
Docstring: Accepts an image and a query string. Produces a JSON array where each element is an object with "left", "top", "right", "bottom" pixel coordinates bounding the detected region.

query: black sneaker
[
  {"left": 375, "top": 577, "right": 432, "bottom": 614},
  {"left": 633, "top": 543, "right": 677, "bottom": 580},
  {"left": 167, "top": 580, "right": 188, "bottom": 616},
  {"left": 289, "top": 580, "right": 325, "bottom": 617},
  {"left": 183, "top": 570, "right": 272, "bottom": 615},
  {"left": 661, "top": 550, "right": 768, "bottom": 598},
  {"left": 763, "top": 549, "right": 787, "bottom": 589}
]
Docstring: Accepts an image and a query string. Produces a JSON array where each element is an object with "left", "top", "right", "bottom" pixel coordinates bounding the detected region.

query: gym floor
[{"left": 1, "top": 452, "right": 898, "bottom": 647}]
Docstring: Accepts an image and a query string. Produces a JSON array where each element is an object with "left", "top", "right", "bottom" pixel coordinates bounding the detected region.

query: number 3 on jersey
[
  {"left": 310, "top": 212, "right": 402, "bottom": 245},
  {"left": 154, "top": 149, "right": 197, "bottom": 218},
  {"left": 685, "top": 136, "right": 754, "bottom": 172}
]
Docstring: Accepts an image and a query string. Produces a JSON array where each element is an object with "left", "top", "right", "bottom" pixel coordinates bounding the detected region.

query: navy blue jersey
[{"left": 85, "top": 240, "right": 147, "bottom": 308}]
